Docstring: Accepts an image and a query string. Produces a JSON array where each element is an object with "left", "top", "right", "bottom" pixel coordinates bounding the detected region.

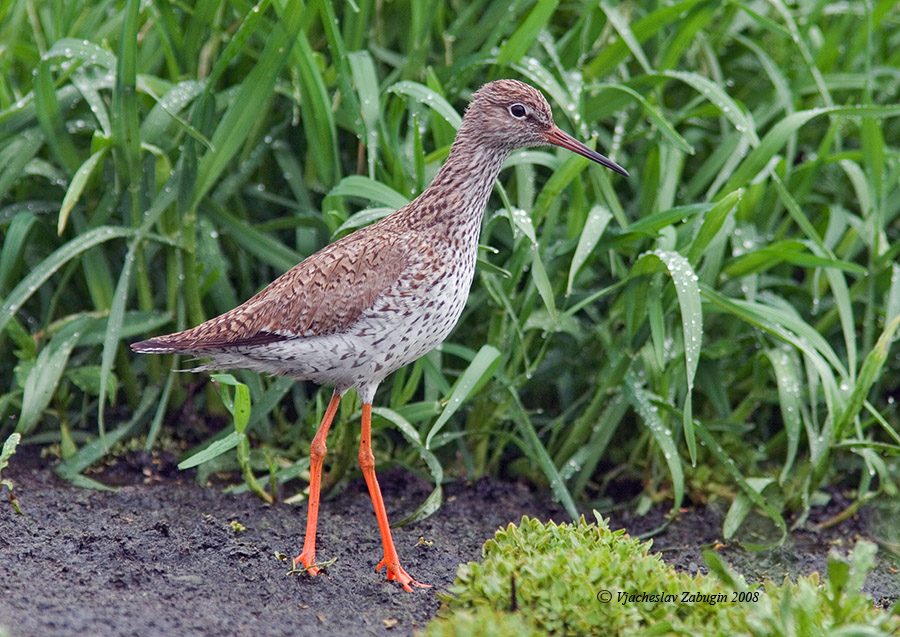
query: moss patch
[{"left": 427, "top": 514, "right": 900, "bottom": 636}]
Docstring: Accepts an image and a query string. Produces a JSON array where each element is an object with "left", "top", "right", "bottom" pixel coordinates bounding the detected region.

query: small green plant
[
  {"left": 0, "top": 433, "right": 22, "bottom": 514},
  {"left": 734, "top": 542, "right": 900, "bottom": 636},
  {"left": 426, "top": 608, "right": 539, "bottom": 637},
  {"left": 178, "top": 374, "right": 272, "bottom": 503},
  {"left": 427, "top": 515, "right": 900, "bottom": 637}
]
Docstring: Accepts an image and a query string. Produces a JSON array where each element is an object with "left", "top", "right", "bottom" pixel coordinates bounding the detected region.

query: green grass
[{"left": 1, "top": 0, "right": 899, "bottom": 541}]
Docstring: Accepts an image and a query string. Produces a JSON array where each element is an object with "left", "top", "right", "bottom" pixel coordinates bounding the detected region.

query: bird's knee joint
[
  {"left": 310, "top": 440, "right": 327, "bottom": 461},
  {"left": 358, "top": 449, "right": 375, "bottom": 471}
]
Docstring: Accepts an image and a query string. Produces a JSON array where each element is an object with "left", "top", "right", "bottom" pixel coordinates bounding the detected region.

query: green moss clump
[
  {"left": 423, "top": 607, "right": 542, "bottom": 637},
  {"left": 426, "top": 514, "right": 899, "bottom": 637}
]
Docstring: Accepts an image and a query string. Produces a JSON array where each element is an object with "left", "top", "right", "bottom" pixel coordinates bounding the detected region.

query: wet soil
[{"left": 1, "top": 445, "right": 897, "bottom": 636}]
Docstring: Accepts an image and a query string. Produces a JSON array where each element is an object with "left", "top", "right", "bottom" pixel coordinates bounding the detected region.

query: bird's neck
[{"left": 401, "top": 126, "right": 509, "bottom": 231}]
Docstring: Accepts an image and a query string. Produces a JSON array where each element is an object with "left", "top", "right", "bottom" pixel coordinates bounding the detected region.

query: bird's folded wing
[{"left": 136, "top": 229, "right": 410, "bottom": 351}]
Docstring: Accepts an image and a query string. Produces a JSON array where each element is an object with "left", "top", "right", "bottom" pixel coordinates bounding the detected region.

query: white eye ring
[{"left": 508, "top": 103, "right": 528, "bottom": 118}]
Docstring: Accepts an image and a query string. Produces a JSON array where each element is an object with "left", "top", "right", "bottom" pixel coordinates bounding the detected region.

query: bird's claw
[
  {"left": 376, "top": 556, "right": 430, "bottom": 592},
  {"left": 292, "top": 551, "right": 320, "bottom": 576}
]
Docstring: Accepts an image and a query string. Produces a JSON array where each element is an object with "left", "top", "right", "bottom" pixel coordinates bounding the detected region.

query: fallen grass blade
[
  {"left": 177, "top": 432, "right": 243, "bottom": 470},
  {"left": 723, "top": 241, "right": 867, "bottom": 278}
]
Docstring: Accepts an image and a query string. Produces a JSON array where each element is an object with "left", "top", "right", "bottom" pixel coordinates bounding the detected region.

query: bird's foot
[
  {"left": 292, "top": 550, "right": 319, "bottom": 576},
  {"left": 376, "top": 556, "right": 430, "bottom": 592}
]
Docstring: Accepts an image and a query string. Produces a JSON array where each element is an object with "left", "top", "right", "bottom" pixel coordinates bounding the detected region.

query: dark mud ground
[{"left": 1, "top": 444, "right": 898, "bottom": 637}]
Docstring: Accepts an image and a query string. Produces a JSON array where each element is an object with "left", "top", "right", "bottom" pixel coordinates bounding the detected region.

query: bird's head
[{"left": 460, "top": 79, "right": 628, "bottom": 177}]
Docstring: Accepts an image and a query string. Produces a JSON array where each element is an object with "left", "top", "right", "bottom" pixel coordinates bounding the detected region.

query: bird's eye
[{"left": 508, "top": 103, "right": 527, "bottom": 118}]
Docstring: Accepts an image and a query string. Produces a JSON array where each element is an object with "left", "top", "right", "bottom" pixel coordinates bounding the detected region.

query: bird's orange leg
[
  {"left": 293, "top": 391, "right": 342, "bottom": 575},
  {"left": 358, "top": 403, "right": 430, "bottom": 591}
]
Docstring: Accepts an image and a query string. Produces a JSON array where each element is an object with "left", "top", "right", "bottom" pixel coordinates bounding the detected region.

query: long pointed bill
[{"left": 544, "top": 126, "right": 629, "bottom": 177}]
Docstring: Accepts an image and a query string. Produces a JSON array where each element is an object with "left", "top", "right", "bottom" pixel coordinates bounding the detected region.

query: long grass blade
[
  {"left": 0, "top": 227, "right": 136, "bottom": 334},
  {"left": 425, "top": 345, "right": 501, "bottom": 449},
  {"left": 375, "top": 407, "right": 444, "bottom": 526},
  {"left": 622, "top": 373, "right": 684, "bottom": 515}
]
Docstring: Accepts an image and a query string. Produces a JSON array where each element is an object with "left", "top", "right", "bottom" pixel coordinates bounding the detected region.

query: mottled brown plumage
[
  {"left": 132, "top": 79, "right": 627, "bottom": 591},
  {"left": 156, "top": 229, "right": 411, "bottom": 346}
]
